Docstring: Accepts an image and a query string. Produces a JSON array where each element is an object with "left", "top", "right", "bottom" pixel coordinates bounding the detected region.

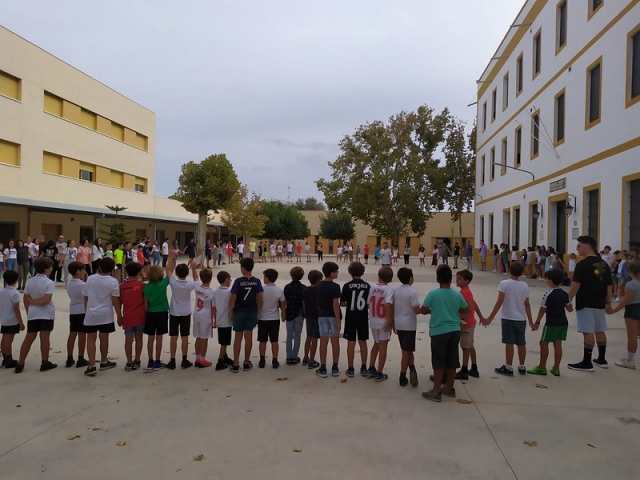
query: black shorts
[
  {"left": 145, "top": 311, "right": 168, "bottom": 336},
  {"left": 306, "top": 317, "right": 320, "bottom": 339},
  {"left": 218, "top": 326, "right": 232, "bottom": 346},
  {"left": 1, "top": 324, "right": 20, "bottom": 334},
  {"left": 257, "top": 319, "right": 280, "bottom": 343},
  {"left": 364, "top": 255, "right": 369, "bottom": 260},
  {"left": 27, "top": 319, "right": 54, "bottom": 333},
  {"left": 430, "top": 331, "right": 460, "bottom": 370},
  {"left": 83, "top": 323, "right": 116, "bottom": 334},
  {"left": 69, "top": 314, "right": 85, "bottom": 333},
  {"left": 343, "top": 316, "right": 369, "bottom": 341},
  {"left": 397, "top": 330, "right": 416, "bottom": 352},
  {"left": 169, "top": 315, "right": 191, "bottom": 337}
]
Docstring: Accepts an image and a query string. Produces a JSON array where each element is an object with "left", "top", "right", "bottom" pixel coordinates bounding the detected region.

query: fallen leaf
[
  {"left": 193, "top": 454, "right": 205, "bottom": 461},
  {"left": 67, "top": 434, "right": 81, "bottom": 440},
  {"left": 340, "top": 378, "right": 348, "bottom": 383},
  {"left": 247, "top": 409, "right": 253, "bottom": 413},
  {"left": 202, "top": 388, "right": 209, "bottom": 391},
  {"left": 54, "top": 350, "right": 62, "bottom": 353},
  {"left": 293, "top": 448, "right": 302, "bottom": 453},
  {"left": 419, "top": 331, "right": 425, "bottom": 333},
  {"left": 92, "top": 428, "right": 102, "bottom": 431},
  {"left": 116, "top": 400, "right": 120, "bottom": 403},
  {"left": 116, "top": 441, "right": 127, "bottom": 446},
  {"left": 107, "top": 356, "right": 119, "bottom": 360},
  {"left": 276, "top": 377, "right": 288, "bottom": 381},
  {"left": 456, "top": 398, "right": 473, "bottom": 405},
  {"left": 225, "top": 395, "right": 232, "bottom": 398},
  {"left": 523, "top": 440, "right": 537, "bottom": 447},
  {"left": 418, "top": 337, "right": 423, "bottom": 341},
  {"left": 535, "top": 383, "right": 548, "bottom": 389},
  {"left": 15, "top": 405, "right": 21, "bottom": 408},
  {"left": 587, "top": 444, "right": 596, "bottom": 449},
  {"left": 491, "top": 376, "right": 499, "bottom": 379}
]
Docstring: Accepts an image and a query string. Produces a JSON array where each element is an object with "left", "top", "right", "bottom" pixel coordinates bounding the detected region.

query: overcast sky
[{"left": 2, "top": 0, "right": 522, "bottom": 202}]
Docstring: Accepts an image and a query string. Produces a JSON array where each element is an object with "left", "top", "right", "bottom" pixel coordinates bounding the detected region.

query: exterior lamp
[
  {"left": 565, "top": 194, "right": 577, "bottom": 217},
  {"left": 532, "top": 202, "right": 543, "bottom": 220}
]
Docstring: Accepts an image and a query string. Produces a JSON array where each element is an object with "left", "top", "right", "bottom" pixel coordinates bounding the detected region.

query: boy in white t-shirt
[
  {"left": 167, "top": 258, "right": 198, "bottom": 370},
  {"left": 65, "top": 262, "right": 89, "bottom": 368},
  {"left": 257, "top": 268, "right": 286, "bottom": 369},
  {"left": 392, "top": 267, "right": 421, "bottom": 387},
  {"left": 482, "top": 262, "right": 534, "bottom": 376},
  {"left": 82, "top": 257, "right": 122, "bottom": 376},
  {"left": 1, "top": 270, "right": 25, "bottom": 368},
  {"left": 379, "top": 242, "right": 392, "bottom": 267},
  {"left": 212, "top": 271, "right": 233, "bottom": 370},
  {"left": 193, "top": 268, "right": 215, "bottom": 368},
  {"left": 366, "top": 267, "right": 394, "bottom": 382}
]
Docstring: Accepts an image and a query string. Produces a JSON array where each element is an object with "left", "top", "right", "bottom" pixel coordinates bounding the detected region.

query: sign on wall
[{"left": 549, "top": 178, "right": 566, "bottom": 192}]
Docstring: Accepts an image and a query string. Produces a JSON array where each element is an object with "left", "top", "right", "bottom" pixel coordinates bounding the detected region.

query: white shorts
[
  {"left": 576, "top": 308, "right": 607, "bottom": 334},
  {"left": 371, "top": 327, "right": 392, "bottom": 343},
  {"left": 193, "top": 320, "right": 213, "bottom": 339}
]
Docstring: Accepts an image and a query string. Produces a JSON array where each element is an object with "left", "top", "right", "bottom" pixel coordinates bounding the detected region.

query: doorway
[
  {"left": 0, "top": 222, "right": 18, "bottom": 244},
  {"left": 554, "top": 201, "right": 567, "bottom": 254}
]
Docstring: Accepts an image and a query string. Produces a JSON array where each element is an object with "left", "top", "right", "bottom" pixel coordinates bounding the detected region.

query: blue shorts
[
  {"left": 233, "top": 310, "right": 258, "bottom": 332},
  {"left": 624, "top": 303, "right": 640, "bottom": 321},
  {"left": 318, "top": 316, "right": 339, "bottom": 338},
  {"left": 124, "top": 324, "right": 144, "bottom": 335},
  {"left": 501, "top": 319, "right": 526, "bottom": 346},
  {"left": 576, "top": 308, "right": 607, "bottom": 333}
]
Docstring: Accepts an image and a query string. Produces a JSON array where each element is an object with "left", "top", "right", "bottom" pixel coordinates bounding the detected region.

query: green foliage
[
  {"left": 221, "top": 185, "right": 267, "bottom": 240},
  {"left": 318, "top": 210, "right": 355, "bottom": 242},
  {"left": 261, "top": 200, "right": 310, "bottom": 240},
  {"left": 98, "top": 222, "right": 133, "bottom": 246},
  {"left": 105, "top": 205, "right": 128, "bottom": 218},
  {"left": 293, "top": 197, "right": 326, "bottom": 210}
]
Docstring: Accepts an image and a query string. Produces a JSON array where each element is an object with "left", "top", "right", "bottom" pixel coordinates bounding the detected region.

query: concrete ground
[{"left": 0, "top": 256, "right": 638, "bottom": 480}]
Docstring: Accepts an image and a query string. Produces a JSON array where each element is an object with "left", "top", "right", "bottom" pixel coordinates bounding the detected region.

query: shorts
[
  {"left": 541, "top": 325, "right": 568, "bottom": 342},
  {"left": 343, "top": 317, "right": 369, "bottom": 341},
  {"left": 257, "top": 319, "right": 280, "bottom": 342},
  {"left": 233, "top": 310, "right": 258, "bottom": 332},
  {"left": 218, "top": 326, "right": 232, "bottom": 345},
  {"left": 124, "top": 324, "right": 145, "bottom": 335},
  {"left": 501, "top": 319, "right": 527, "bottom": 346},
  {"left": 144, "top": 311, "right": 169, "bottom": 336},
  {"left": 69, "top": 314, "right": 85, "bottom": 333},
  {"left": 460, "top": 327, "right": 475, "bottom": 349},
  {"left": 624, "top": 303, "right": 640, "bottom": 320},
  {"left": 364, "top": 255, "right": 369, "bottom": 260},
  {"left": 396, "top": 329, "right": 416, "bottom": 352},
  {"left": 83, "top": 322, "right": 116, "bottom": 334},
  {"left": 576, "top": 308, "right": 607, "bottom": 333},
  {"left": 193, "top": 320, "right": 213, "bottom": 339},
  {"left": 318, "top": 316, "right": 339, "bottom": 337},
  {"left": 480, "top": 256, "right": 486, "bottom": 262},
  {"left": 430, "top": 331, "right": 460, "bottom": 370},
  {"left": 0, "top": 324, "right": 20, "bottom": 334},
  {"left": 169, "top": 314, "right": 191, "bottom": 337},
  {"left": 371, "top": 327, "right": 392, "bottom": 343},
  {"left": 27, "top": 319, "right": 54, "bottom": 333},
  {"left": 306, "top": 317, "right": 320, "bottom": 339}
]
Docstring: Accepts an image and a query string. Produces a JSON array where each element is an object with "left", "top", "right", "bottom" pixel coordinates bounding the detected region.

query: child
[
  {"left": 0, "top": 270, "right": 25, "bottom": 368},
  {"left": 66, "top": 262, "right": 89, "bottom": 368},
  {"left": 113, "top": 243, "right": 125, "bottom": 282},
  {"left": 143, "top": 259, "right": 172, "bottom": 371},
  {"left": 212, "top": 270, "right": 233, "bottom": 370},
  {"left": 105, "top": 243, "right": 114, "bottom": 258},
  {"left": 229, "top": 258, "right": 264, "bottom": 372},
  {"left": 119, "top": 262, "right": 146, "bottom": 371},
  {"left": 606, "top": 259, "right": 640, "bottom": 369},
  {"left": 284, "top": 266, "right": 306, "bottom": 365},
  {"left": 257, "top": 268, "right": 286, "bottom": 368},
  {"left": 340, "top": 261, "right": 370, "bottom": 377},
  {"left": 455, "top": 270, "right": 483, "bottom": 379},
  {"left": 82, "top": 257, "right": 121, "bottom": 376},
  {"left": 315, "top": 261, "right": 341, "bottom": 378},
  {"left": 193, "top": 268, "right": 215, "bottom": 368},
  {"left": 374, "top": 245, "right": 380, "bottom": 265},
  {"left": 166, "top": 256, "right": 198, "bottom": 370},
  {"left": 392, "top": 267, "right": 420, "bottom": 387},
  {"left": 482, "top": 262, "right": 534, "bottom": 376},
  {"left": 528, "top": 269, "right": 573, "bottom": 376},
  {"left": 421, "top": 265, "right": 469, "bottom": 402},
  {"left": 302, "top": 270, "right": 322, "bottom": 369},
  {"left": 366, "top": 267, "right": 394, "bottom": 382},
  {"left": 16, "top": 257, "right": 57, "bottom": 373}
]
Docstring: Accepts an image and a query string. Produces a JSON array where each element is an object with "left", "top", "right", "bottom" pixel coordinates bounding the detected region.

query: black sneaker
[
  {"left": 125, "top": 363, "right": 134, "bottom": 371},
  {"left": 230, "top": 364, "right": 240, "bottom": 373},
  {"left": 133, "top": 360, "right": 141, "bottom": 370},
  {"left": 84, "top": 366, "right": 97, "bottom": 376},
  {"left": 15, "top": 364, "right": 24, "bottom": 374},
  {"left": 399, "top": 373, "right": 409, "bottom": 387},
  {"left": 76, "top": 358, "right": 89, "bottom": 368},
  {"left": 441, "top": 386, "right": 456, "bottom": 398},
  {"left": 285, "top": 358, "right": 293, "bottom": 365},
  {"left": 293, "top": 357, "right": 301, "bottom": 365},
  {"left": 215, "top": 360, "right": 227, "bottom": 371},
  {"left": 243, "top": 361, "right": 253, "bottom": 371},
  {"left": 166, "top": 359, "right": 177, "bottom": 370},
  {"left": 468, "top": 369, "right": 480, "bottom": 378},
  {"left": 4, "top": 359, "right": 17, "bottom": 369},
  {"left": 302, "top": 357, "right": 309, "bottom": 366},
  {"left": 272, "top": 359, "right": 280, "bottom": 369},
  {"left": 259, "top": 357, "right": 266, "bottom": 369},
  {"left": 40, "top": 361, "right": 58, "bottom": 372},
  {"left": 593, "top": 359, "right": 608, "bottom": 369},
  {"left": 99, "top": 360, "right": 116, "bottom": 370},
  {"left": 409, "top": 368, "right": 418, "bottom": 387},
  {"left": 181, "top": 359, "right": 193, "bottom": 369},
  {"left": 223, "top": 356, "right": 234, "bottom": 366},
  {"left": 567, "top": 361, "right": 595, "bottom": 372},
  {"left": 65, "top": 357, "right": 75, "bottom": 368},
  {"left": 494, "top": 365, "right": 514, "bottom": 376},
  {"left": 455, "top": 370, "right": 469, "bottom": 380}
]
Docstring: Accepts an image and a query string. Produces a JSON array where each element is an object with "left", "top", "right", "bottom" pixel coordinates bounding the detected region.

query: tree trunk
[
  {"left": 197, "top": 213, "right": 208, "bottom": 254},
  {"left": 458, "top": 217, "right": 463, "bottom": 245}
]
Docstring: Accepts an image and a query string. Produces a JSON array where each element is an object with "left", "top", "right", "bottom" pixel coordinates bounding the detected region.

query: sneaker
[
  {"left": 422, "top": 389, "right": 442, "bottom": 402},
  {"left": 346, "top": 367, "right": 355, "bottom": 378},
  {"left": 550, "top": 368, "right": 560, "bottom": 376},
  {"left": 441, "top": 386, "right": 456, "bottom": 398},
  {"left": 366, "top": 366, "right": 377, "bottom": 378},
  {"left": 399, "top": 373, "right": 408, "bottom": 386},
  {"left": 15, "top": 363, "right": 24, "bottom": 373},
  {"left": 455, "top": 370, "right": 469, "bottom": 380},
  {"left": 593, "top": 358, "right": 608, "bottom": 369},
  {"left": 527, "top": 366, "right": 547, "bottom": 375},
  {"left": 215, "top": 360, "right": 226, "bottom": 371},
  {"left": 181, "top": 359, "right": 193, "bottom": 369},
  {"left": 125, "top": 362, "right": 134, "bottom": 371},
  {"left": 223, "top": 356, "right": 234, "bottom": 366},
  {"left": 293, "top": 357, "right": 301, "bottom": 365},
  {"left": 285, "top": 358, "right": 293, "bottom": 365},
  {"left": 331, "top": 364, "right": 340, "bottom": 377},
  {"left": 3, "top": 359, "right": 17, "bottom": 369},
  {"left": 259, "top": 357, "right": 266, "bottom": 369},
  {"left": 133, "top": 360, "right": 141, "bottom": 370},
  {"left": 302, "top": 357, "right": 309, "bottom": 366},
  {"left": 153, "top": 361, "right": 166, "bottom": 371},
  {"left": 494, "top": 365, "right": 514, "bottom": 376},
  {"left": 308, "top": 360, "right": 320, "bottom": 369},
  {"left": 567, "top": 361, "right": 594, "bottom": 372},
  {"left": 230, "top": 364, "right": 240, "bottom": 373},
  {"left": 40, "top": 361, "right": 58, "bottom": 372},
  {"left": 84, "top": 366, "right": 97, "bottom": 377},
  {"left": 374, "top": 372, "right": 388, "bottom": 382},
  {"left": 272, "top": 359, "right": 280, "bottom": 369},
  {"left": 315, "top": 366, "right": 328, "bottom": 378},
  {"left": 360, "top": 366, "right": 368, "bottom": 377},
  {"left": 409, "top": 368, "right": 418, "bottom": 387},
  {"left": 166, "top": 359, "right": 177, "bottom": 370},
  {"left": 199, "top": 359, "right": 212, "bottom": 368},
  {"left": 468, "top": 369, "right": 479, "bottom": 378},
  {"left": 243, "top": 361, "right": 253, "bottom": 371},
  {"left": 76, "top": 358, "right": 89, "bottom": 368},
  {"left": 518, "top": 366, "right": 527, "bottom": 375},
  {"left": 65, "top": 358, "right": 75, "bottom": 368},
  {"left": 146, "top": 361, "right": 155, "bottom": 371},
  {"left": 100, "top": 360, "right": 117, "bottom": 370},
  {"left": 615, "top": 358, "right": 636, "bottom": 369}
]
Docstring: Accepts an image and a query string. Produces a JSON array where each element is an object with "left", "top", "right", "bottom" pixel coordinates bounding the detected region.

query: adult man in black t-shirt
[
  {"left": 568, "top": 235, "right": 612, "bottom": 372},
  {"left": 340, "top": 262, "right": 371, "bottom": 377}
]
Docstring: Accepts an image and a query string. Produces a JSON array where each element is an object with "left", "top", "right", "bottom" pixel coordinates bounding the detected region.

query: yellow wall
[
  {"left": 0, "top": 138, "right": 20, "bottom": 166},
  {"left": 0, "top": 69, "right": 21, "bottom": 100}
]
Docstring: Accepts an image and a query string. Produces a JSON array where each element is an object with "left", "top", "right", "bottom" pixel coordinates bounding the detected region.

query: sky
[{"left": 1, "top": 0, "right": 523, "bottom": 203}]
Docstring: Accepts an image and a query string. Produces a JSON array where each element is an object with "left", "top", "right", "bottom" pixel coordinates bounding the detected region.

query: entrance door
[
  {"left": 555, "top": 201, "right": 567, "bottom": 254},
  {"left": 0, "top": 222, "right": 18, "bottom": 244}
]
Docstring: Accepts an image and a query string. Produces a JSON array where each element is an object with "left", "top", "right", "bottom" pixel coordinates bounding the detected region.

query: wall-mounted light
[
  {"left": 70, "top": 217, "right": 75, "bottom": 222},
  {"left": 531, "top": 202, "right": 543, "bottom": 220},
  {"left": 566, "top": 194, "right": 577, "bottom": 217}
]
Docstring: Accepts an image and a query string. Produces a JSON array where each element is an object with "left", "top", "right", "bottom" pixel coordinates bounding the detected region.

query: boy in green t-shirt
[
  {"left": 421, "top": 264, "right": 469, "bottom": 402},
  {"left": 113, "top": 243, "right": 125, "bottom": 282}
]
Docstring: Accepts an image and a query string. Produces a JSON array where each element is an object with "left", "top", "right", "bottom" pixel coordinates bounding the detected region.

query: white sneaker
[
  {"left": 492, "top": 270, "right": 497, "bottom": 273},
  {"left": 615, "top": 359, "right": 636, "bottom": 369}
]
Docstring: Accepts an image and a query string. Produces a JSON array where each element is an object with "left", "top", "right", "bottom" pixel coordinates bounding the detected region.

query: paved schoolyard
[{"left": 0, "top": 256, "right": 638, "bottom": 480}]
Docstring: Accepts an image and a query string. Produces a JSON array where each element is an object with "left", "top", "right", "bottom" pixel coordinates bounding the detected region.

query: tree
[
  {"left": 261, "top": 200, "right": 310, "bottom": 240},
  {"left": 99, "top": 205, "right": 133, "bottom": 245},
  {"left": 318, "top": 210, "right": 355, "bottom": 243},
  {"left": 221, "top": 185, "right": 267, "bottom": 242},
  {"left": 317, "top": 105, "right": 451, "bottom": 245},
  {"left": 105, "top": 205, "right": 128, "bottom": 218},
  {"left": 174, "top": 154, "right": 240, "bottom": 248},
  {"left": 293, "top": 197, "right": 326, "bottom": 211}
]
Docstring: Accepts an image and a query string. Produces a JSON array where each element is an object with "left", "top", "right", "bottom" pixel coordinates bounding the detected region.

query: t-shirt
[
  {"left": 0, "top": 286, "right": 21, "bottom": 326},
  {"left": 422, "top": 288, "right": 467, "bottom": 336},
  {"left": 340, "top": 279, "right": 370, "bottom": 324},
  {"left": 249, "top": 241, "right": 256, "bottom": 253},
  {"left": 258, "top": 284, "right": 285, "bottom": 320},
  {"left": 119, "top": 280, "right": 146, "bottom": 328},
  {"left": 316, "top": 280, "right": 341, "bottom": 318},
  {"left": 169, "top": 276, "right": 196, "bottom": 316},
  {"left": 601, "top": 252, "right": 614, "bottom": 268},
  {"left": 144, "top": 277, "right": 170, "bottom": 312},
  {"left": 459, "top": 285, "right": 477, "bottom": 328},
  {"left": 497, "top": 279, "right": 529, "bottom": 321},
  {"left": 284, "top": 280, "right": 306, "bottom": 321},
  {"left": 113, "top": 249, "right": 124, "bottom": 265},
  {"left": 67, "top": 278, "right": 86, "bottom": 315},
  {"left": 76, "top": 246, "right": 91, "bottom": 265},
  {"left": 185, "top": 243, "right": 196, "bottom": 257},
  {"left": 540, "top": 288, "right": 570, "bottom": 327},
  {"left": 230, "top": 276, "right": 263, "bottom": 312},
  {"left": 212, "top": 287, "right": 231, "bottom": 328},
  {"left": 67, "top": 247, "right": 78, "bottom": 262},
  {"left": 237, "top": 243, "right": 245, "bottom": 254},
  {"left": 624, "top": 278, "right": 640, "bottom": 305},
  {"left": 393, "top": 284, "right": 419, "bottom": 331},
  {"left": 91, "top": 245, "right": 103, "bottom": 260},
  {"left": 379, "top": 248, "right": 392, "bottom": 265},
  {"left": 24, "top": 274, "right": 55, "bottom": 320},
  {"left": 83, "top": 275, "right": 120, "bottom": 326},
  {"left": 4, "top": 247, "right": 17, "bottom": 259},
  {"left": 27, "top": 242, "right": 38, "bottom": 259},
  {"left": 193, "top": 283, "right": 215, "bottom": 323},
  {"left": 465, "top": 244, "right": 473, "bottom": 256},
  {"left": 368, "top": 283, "right": 394, "bottom": 329},
  {"left": 302, "top": 286, "right": 319, "bottom": 319},
  {"left": 480, "top": 244, "right": 488, "bottom": 256},
  {"left": 162, "top": 242, "right": 169, "bottom": 255},
  {"left": 572, "top": 256, "right": 612, "bottom": 310}
]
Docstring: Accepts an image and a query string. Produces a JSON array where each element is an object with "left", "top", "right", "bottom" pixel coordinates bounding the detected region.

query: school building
[{"left": 475, "top": 0, "right": 640, "bottom": 257}]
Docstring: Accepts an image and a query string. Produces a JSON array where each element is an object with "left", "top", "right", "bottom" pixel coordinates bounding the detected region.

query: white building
[{"left": 475, "top": 0, "right": 640, "bottom": 257}]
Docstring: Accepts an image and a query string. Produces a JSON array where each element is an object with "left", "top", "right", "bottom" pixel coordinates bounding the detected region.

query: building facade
[{"left": 475, "top": 0, "right": 640, "bottom": 257}]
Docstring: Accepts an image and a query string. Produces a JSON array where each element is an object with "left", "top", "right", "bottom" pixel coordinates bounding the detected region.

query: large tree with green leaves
[
  {"left": 293, "top": 197, "right": 326, "bottom": 211},
  {"left": 318, "top": 210, "right": 355, "bottom": 243},
  {"left": 174, "top": 154, "right": 240, "bottom": 248},
  {"left": 221, "top": 184, "right": 267, "bottom": 242},
  {"left": 317, "top": 105, "right": 451, "bottom": 244},
  {"left": 261, "top": 200, "right": 310, "bottom": 240}
]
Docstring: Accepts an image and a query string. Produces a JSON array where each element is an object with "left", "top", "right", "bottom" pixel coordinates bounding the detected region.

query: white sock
[
  {"left": 628, "top": 352, "right": 636, "bottom": 362},
  {"left": 196, "top": 354, "right": 201, "bottom": 361},
  {"left": 505, "top": 364, "right": 513, "bottom": 371}
]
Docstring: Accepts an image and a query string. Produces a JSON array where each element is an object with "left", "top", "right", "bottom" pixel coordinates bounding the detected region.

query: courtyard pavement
[{"left": 0, "top": 256, "right": 638, "bottom": 480}]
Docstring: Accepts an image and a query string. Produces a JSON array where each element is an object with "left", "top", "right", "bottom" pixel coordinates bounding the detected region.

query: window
[
  {"left": 480, "top": 216, "right": 485, "bottom": 243},
  {"left": 627, "top": 27, "right": 640, "bottom": 107},
  {"left": 531, "top": 111, "right": 540, "bottom": 159},
  {"left": 0, "top": 139, "right": 20, "bottom": 166},
  {"left": 533, "top": 29, "right": 542, "bottom": 79},
  {"left": 482, "top": 101, "right": 487, "bottom": 131},
  {"left": 556, "top": 1, "right": 567, "bottom": 53},
  {"left": 501, "top": 138, "right": 508, "bottom": 175},
  {"left": 589, "top": 0, "right": 603, "bottom": 19},
  {"left": 134, "top": 183, "right": 145, "bottom": 193},
  {"left": 0, "top": 70, "right": 21, "bottom": 101},
  {"left": 502, "top": 72, "right": 509, "bottom": 110},
  {"left": 514, "top": 127, "right": 522, "bottom": 166},
  {"left": 79, "top": 169, "right": 93, "bottom": 182},
  {"left": 503, "top": 210, "right": 511, "bottom": 246},
  {"left": 490, "top": 147, "right": 496, "bottom": 181},
  {"left": 586, "top": 58, "right": 602, "bottom": 128},
  {"left": 585, "top": 188, "right": 599, "bottom": 241},
  {"left": 516, "top": 53, "right": 524, "bottom": 95},
  {"left": 554, "top": 89, "right": 565, "bottom": 145},
  {"left": 481, "top": 154, "right": 486, "bottom": 185},
  {"left": 489, "top": 213, "right": 494, "bottom": 246},
  {"left": 491, "top": 88, "right": 497, "bottom": 122},
  {"left": 629, "top": 179, "right": 640, "bottom": 248},
  {"left": 530, "top": 203, "right": 539, "bottom": 248},
  {"left": 513, "top": 208, "right": 521, "bottom": 249}
]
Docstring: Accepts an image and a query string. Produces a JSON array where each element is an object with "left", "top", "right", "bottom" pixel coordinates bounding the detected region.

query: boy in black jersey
[
  {"left": 340, "top": 262, "right": 371, "bottom": 377},
  {"left": 228, "top": 258, "right": 264, "bottom": 372}
]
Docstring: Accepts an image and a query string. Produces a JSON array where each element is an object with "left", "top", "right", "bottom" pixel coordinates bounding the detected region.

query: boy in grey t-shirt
[{"left": 606, "top": 260, "right": 640, "bottom": 369}]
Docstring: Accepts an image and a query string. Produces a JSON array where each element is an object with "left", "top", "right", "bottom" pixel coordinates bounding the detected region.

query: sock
[
  {"left": 519, "top": 365, "right": 525, "bottom": 370},
  {"left": 170, "top": 357, "right": 175, "bottom": 362},
  {"left": 505, "top": 364, "right": 513, "bottom": 371},
  {"left": 596, "top": 342, "right": 606, "bottom": 361},
  {"left": 67, "top": 355, "right": 73, "bottom": 360},
  {"left": 196, "top": 354, "right": 201, "bottom": 361},
  {"left": 471, "top": 363, "right": 478, "bottom": 371},
  {"left": 628, "top": 351, "right": 636, "bottom": 362},
  {"left": 182, "top": 355, "right": 187, "bottom": 361},
  {"left": 260, "top": 355, "right": 265, "bottom": 360},
  {"left": 78, "top": 355, "right": 85, "bottom": 360},
  {"left": 460, "top": 365, "right": 468, "bottom": 373},
  {"left": 321, "top": 364, "right": 326, "bottom": 369},
  {"left": 583, "top": 344, "right": 593, "bottom": 364}
]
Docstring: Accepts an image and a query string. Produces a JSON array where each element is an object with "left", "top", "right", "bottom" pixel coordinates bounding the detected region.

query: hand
[
  {"left": 383, "top": 323, "right": 392, "bottom": 333},
  {"left": 605, "top": 306, "right": 613, "bottom": 314},
  {"left": 336, "top": 321, "right": 341, "bottom": 332},
  {"left": 531, "top": 323, "right": 539, "bottom": 331},
  {"left": 117, "top": 317, "right": 123, "bottom": 327},
  {"left": 19, "top": 322, "right": 25, "bottom": 331}
]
